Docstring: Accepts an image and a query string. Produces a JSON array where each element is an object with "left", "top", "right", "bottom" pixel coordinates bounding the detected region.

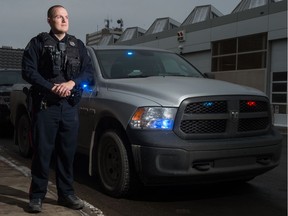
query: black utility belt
[{"left": 40, "top": 97, "right": 67, "bottom": 109}]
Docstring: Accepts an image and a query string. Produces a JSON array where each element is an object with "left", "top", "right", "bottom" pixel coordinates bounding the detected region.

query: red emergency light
[{"left": 246, "top": 101, "right": 257, "bottom": 107}]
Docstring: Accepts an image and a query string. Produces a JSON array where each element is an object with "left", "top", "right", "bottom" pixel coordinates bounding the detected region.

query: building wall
[
  {"left": 214, "top": 69, "right": 267, "bottom": 91},
  {"left": 183, "top": 51, "right": 211, "bottom": 74}
]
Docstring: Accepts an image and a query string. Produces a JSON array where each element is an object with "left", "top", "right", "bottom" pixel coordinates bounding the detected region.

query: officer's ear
[{"left": 47, "top": 17, "right": 51, "bottom": 25}]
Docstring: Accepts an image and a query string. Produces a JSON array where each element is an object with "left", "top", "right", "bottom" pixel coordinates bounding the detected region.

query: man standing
[{"left": 22, "top": 5, "right": 93, "bottom": 213}]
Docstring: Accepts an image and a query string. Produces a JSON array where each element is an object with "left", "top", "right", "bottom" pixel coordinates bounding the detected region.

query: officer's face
[{"left": 48, "top": 7, "right": 69, "bottom": 34}]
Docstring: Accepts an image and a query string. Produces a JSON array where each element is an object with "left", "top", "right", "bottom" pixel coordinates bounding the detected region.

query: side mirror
[
  {"left": 204, "top": 72, "right": 215, "bottom": 79},
  {"left": 23, "top": 87, "right": 29, "bottom": 95}
]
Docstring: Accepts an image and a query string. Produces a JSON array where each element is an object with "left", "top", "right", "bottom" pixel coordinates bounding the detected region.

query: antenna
[
  {"left": 117, "top": 18, "right": 124, "bottom": 29},
  {"left": 104, "top": 18, "right": 112, "bottom": 28}
]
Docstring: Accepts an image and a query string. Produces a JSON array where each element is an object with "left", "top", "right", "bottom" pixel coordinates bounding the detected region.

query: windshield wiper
[
  {"left": 160, "top": 73, "right": 187, "bottom": 77},
  {"left": 128, "top": 74, "right": 150, "bottom": 78}
]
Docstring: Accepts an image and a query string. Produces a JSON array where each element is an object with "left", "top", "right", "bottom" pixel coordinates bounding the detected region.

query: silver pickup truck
[{"left": 10, "top": 45, "right": 282, "bottom": 197}]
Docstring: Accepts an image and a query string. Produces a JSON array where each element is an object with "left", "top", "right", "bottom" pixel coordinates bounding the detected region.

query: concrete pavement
[{"left": 0, "top": 155, "right": 104, "bottom": 216}]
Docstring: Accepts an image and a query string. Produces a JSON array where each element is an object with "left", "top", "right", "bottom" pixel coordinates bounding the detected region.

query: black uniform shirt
[{"left": 22, "top": 31, "right": 94, "bottom": 92}]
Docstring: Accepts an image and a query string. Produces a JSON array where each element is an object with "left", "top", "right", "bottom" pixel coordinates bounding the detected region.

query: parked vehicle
[
  {"left": 0, "top": 69, "right": 27, "bottom": 123},
  {"left": 10, "top": 46, "right": 282, "bottom": 197}
]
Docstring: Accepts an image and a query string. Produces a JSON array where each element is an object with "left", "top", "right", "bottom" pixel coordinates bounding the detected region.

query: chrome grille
[{"left": 0, "top": 92, "right": 10, "bottom": 96}]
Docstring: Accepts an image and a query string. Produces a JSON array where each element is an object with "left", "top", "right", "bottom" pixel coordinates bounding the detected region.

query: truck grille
[
  {"left": 0, "top": 92, "right": 10, "bottom": 96},
  {"left": 174, "top": 96, "right": 271, "bottom": 139}
]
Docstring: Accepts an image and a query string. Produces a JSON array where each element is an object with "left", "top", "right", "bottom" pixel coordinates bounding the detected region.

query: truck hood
[
  {"left": 106, "top": 76, "right": 266, "bottom": 106},
  {"left": 0, "top": 85, "right": 13, "bottom": 92}
]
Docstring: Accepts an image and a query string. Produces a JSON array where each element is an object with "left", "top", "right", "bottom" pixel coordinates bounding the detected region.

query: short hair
[{"left": 47, "top": 5, "right": 65, "bottom": 18}]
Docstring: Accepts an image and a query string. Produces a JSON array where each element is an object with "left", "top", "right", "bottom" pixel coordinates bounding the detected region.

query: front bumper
[{"left": 128, "top": 128, "right": 283, "bottom": 185}]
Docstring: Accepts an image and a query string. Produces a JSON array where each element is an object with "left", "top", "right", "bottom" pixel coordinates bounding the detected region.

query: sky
[{"left": 0, "top": 0, "right": 241, "bottom": 49}]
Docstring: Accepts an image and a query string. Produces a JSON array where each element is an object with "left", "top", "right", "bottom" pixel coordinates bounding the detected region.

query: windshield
[
  {"left": 0, "top": 71, "right": 27, "bottom": 85},
  {"left": 95, "top": 49, "right": 203, "bottom": 79}
]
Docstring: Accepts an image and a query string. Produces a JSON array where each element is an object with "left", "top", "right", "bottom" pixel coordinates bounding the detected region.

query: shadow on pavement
[{"left": 0, "top": 185, "right": 55, "bottom": 213}]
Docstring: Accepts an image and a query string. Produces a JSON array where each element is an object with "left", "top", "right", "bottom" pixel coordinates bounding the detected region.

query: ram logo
[{"left": 230, "top": 111, "right": 239, "bottom": 120}]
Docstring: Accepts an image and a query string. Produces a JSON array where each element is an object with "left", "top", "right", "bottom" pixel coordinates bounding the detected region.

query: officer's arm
[{"left": 22, "top": 37, "right": 54, "bottom": 91}]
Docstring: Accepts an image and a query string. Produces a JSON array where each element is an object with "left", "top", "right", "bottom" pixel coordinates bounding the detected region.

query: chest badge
[{"left": 69, "top": 41, "right": 76, "bottom": 46}]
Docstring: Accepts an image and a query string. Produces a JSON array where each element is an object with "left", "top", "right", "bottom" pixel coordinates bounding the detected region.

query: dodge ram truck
[{"left": 10, "top": 45, "right": 283, "bottom": 197}]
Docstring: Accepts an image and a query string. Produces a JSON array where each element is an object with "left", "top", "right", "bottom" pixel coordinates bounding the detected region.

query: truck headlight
[{"left": 130, "top": 107, "right": 177, "bottom": 130}]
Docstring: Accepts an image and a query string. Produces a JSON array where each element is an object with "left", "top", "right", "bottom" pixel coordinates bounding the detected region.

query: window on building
[
  {"left": 120, "top": 28, "right": 136, "bottom": 42},
  {"left": 152, "top": 19, "right": 168, "bottom": 34},
  {"left": 238, "top": 34, "right": 267, "bottom": 52},
  {"left": 192, "top": 7, "right": 209, "bottom": 24},
  {"left": 272, "top": 71, "right": 287, "bottom": 114},
  {"left": 212, "top": 55, "right": 236, "bottom": 71},
  {"left": 212, "top": 33, "right": 267, "bottom": 72},
  {"left": 212, "top": 38, "right": 236, "bottom": 55},
  {"left": 249, "top": 0, "right": 267, "bottom": 9},
  {"left": 238, "top": 52, "right": 266, "bottom": 69}
]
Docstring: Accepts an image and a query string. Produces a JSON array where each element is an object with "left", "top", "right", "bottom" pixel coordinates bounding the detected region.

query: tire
[
  {"left": 97, "top": 130, "right": 131, "bottom": 197},
  {"left": 17, "top": 113, "right": 32, "bottom": 157}
]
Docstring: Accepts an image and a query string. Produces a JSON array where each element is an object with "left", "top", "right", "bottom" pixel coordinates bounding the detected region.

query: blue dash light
[
  {"left": 81, "top": 82, "right": 93, "bottom": 92},
  {"left": 203, "top": 101, "right": 214, "bottom": 107},
  {"left": 127, "top": 51, "right": 134, "bottom": 56}
]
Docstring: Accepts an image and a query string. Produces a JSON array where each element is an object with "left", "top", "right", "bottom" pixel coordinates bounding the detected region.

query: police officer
[{"left": 22, "top": 5, "right": 93, "bottom": 213}]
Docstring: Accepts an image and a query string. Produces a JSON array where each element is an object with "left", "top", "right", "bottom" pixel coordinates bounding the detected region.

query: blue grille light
[
  {"left": 203, "top": 101, "right": 214, "bottom": 107},
  {"left": 152, "top": 119, "right": 174, "bottom": 130}
]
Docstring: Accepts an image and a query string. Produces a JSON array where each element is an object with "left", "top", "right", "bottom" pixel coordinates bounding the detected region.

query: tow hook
[
  {"left": 256, "top": 156, "right": 272, "bottom": 165},
  {"left": 192, "top": 162, "right": 213, "bottom": 171}
]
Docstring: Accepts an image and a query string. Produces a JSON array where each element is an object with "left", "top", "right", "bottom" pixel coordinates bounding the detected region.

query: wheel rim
[{"left": 100, "top": 137, "right": 122, "bottom": 189}]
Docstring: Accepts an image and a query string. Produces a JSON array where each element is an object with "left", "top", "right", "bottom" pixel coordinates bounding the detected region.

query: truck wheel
[
  {"left": 17, "top": 113, "right": 32, "bottom": 157},
  {"left": 97, "top": 130, "right": 130, "bottom": 197}
]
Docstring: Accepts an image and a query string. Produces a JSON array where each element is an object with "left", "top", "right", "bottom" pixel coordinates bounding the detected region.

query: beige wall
[{"left": 214, "top": 69, "right": 266, "bottom": 93}]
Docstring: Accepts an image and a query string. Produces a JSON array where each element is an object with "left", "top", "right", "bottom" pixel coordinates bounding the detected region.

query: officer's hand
[
  {"left": 52, "top": 84, "right": 70, "bottom": 97},
  {"left": 52, "top": 81, "right": 75, "bottom": 97}
]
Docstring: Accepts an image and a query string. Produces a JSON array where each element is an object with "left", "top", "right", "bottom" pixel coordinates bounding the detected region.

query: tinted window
[
  {"left": 0, "top": 71, "right": 27, "bottom": 85},
  {"left": 94, "top": 49, "right": 203, "bottom": 79}
]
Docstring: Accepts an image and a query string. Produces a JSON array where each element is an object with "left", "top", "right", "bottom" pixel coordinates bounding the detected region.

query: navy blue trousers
[{"left": 29, "top": 100, "right": 79, "bottom": 200}]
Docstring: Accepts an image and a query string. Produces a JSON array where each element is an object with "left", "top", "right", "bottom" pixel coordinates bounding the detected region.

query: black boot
[
  {"left": 58, "top": 194, "right": 84, "bottom": 210},
  {"left": 28, "top": 198, "right": 42, "bottom": 213}
]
